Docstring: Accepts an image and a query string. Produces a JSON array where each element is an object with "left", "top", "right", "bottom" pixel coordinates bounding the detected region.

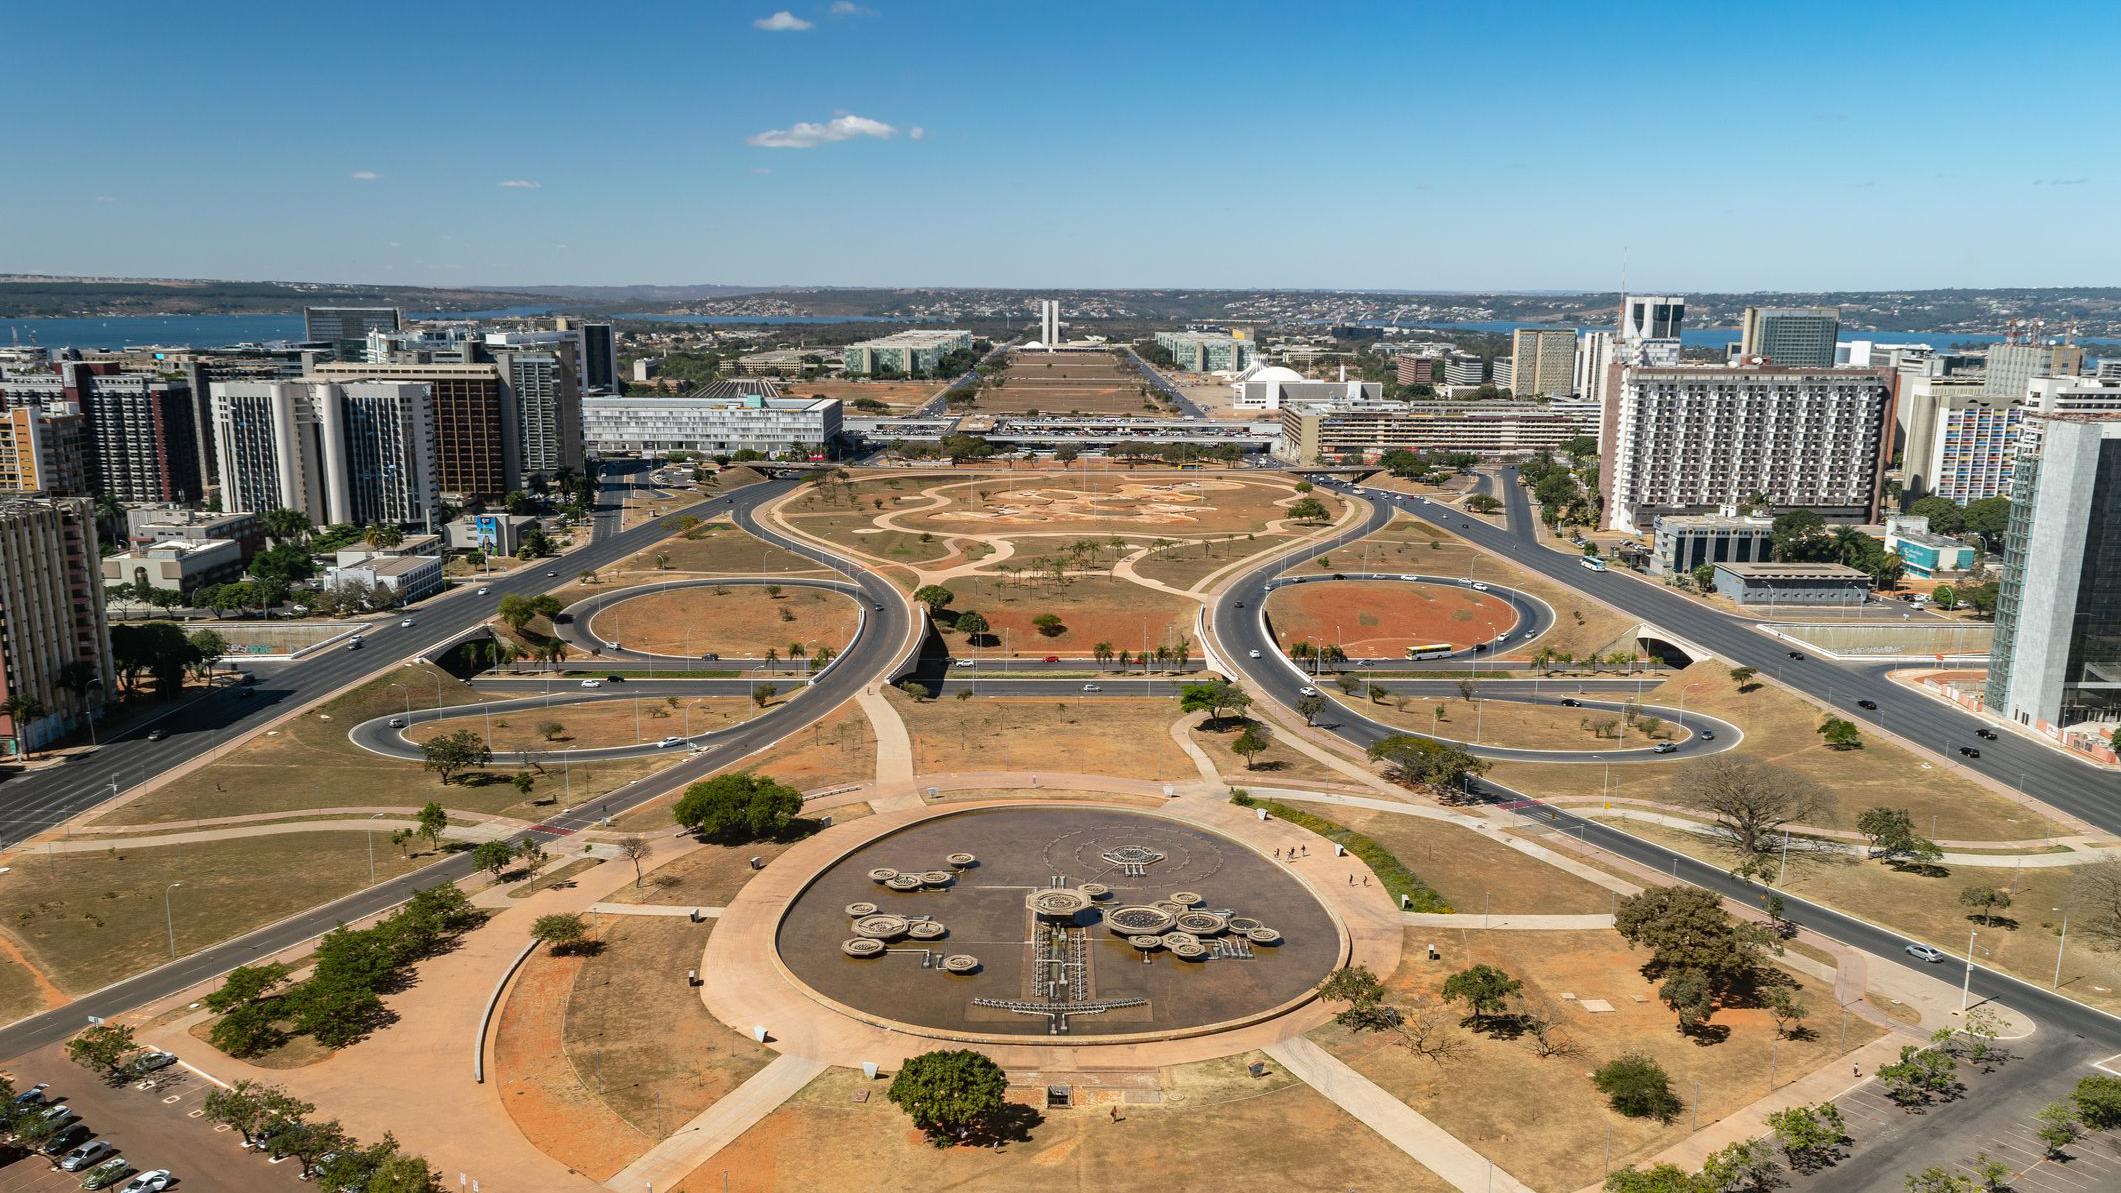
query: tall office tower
[
  {"left": 1599, "top": 365, "right": 1892, "bottom": 532},
  {"left": 1490, "top": 358, "right": 1514, "bottom": 389},
  {"left": 1617, "top": 295, "right": 1685, "bottom": 366},
  {"left": 1984, "top": 342, "right": 2086, "bottom": 398},
  {"left": 210, "top": 380, "right": 439, "bottom": 528},
  {"left": 1039, "top": 299, "right": 1061, "bottom": 346},
  {"left": 0, "top": 494, "right": 113, "bottom": 756},
  {"left": 1739, "top": 306, "right": 1842, "bottom": 368},
  {"left": 74, "top": 370, "right": 203, "bottom": 504},
  {"left": 0, "top": 401, "right": 91, "bottom": 494},
  {"left": 492, "top": 348, "right": 584, "bottom": 480},
  {"left": 580, "top": 323, "right": 616, "bottom": 392},
  {"left": 304, "top": 307, "right": 403, "bottom": 361},
  {"left": 1575, "top": 331, "right": 1614, "bottom": 408},
  {"left": 1510, "top": 328, "right": 1579, "bottom": 398},
  {"left": 1985, "top": 412, "right": 2121, "bottom": 731},
  {"left": 1896, "top": 376, "right": 2019, "bottom": 502},
  {"left": 310, "top": 363, "right": 517, "bottom": 501}
]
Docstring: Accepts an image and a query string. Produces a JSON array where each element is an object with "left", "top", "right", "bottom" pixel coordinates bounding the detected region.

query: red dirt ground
[
  {"left": 1265, "top": 579, "right": 1517, "bottom": 656},
  {"left": 492, "top": 947, "right": 644, "bottom": 1180}
]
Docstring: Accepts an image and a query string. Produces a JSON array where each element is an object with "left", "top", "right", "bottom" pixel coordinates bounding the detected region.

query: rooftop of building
[
  {"left": 119, "top": 538, "right": 236, "bottom": 559},
  {"left": 1713, "top": 562, "right": 1871, "bottom": 580},
  {"left": 1653, "top": 512, "right": 1775, "bottom": 530},
  {"left": 846, "top": 329, "right": 971, "bottom": 348},
  {"left": 585, "top": 390, "right": 835, "bottom": 413},
  {"left": 341, "top": 553, "right": 441, "bottom": 577}
]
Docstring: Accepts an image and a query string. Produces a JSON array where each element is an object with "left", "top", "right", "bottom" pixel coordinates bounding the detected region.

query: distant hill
[{"left": 0, "top": 277, "right": 559, "bottom": 318}]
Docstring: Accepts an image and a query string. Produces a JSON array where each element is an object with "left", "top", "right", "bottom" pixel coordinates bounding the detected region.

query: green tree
[
  {"left": 673, "top": 771, "right": 803, "bottom": 841},
  {"left": 1288, "top": 496, "right": 1329, "bottom": 522},
  {"left": 1178, "top": 678, "right": 1253, "bottom": 723},
  {"left": 209, "top": 1001, "right": 287, "bottom": 1058},
  {"left": 1766, "top": 1102, "right": 1847, "bottom": 1171},
  {"left": 1658, "top": 967, "right": 1716, "bottom": 1034},
  {"left": 1229, "top": 721, "right": 1271, "bottom": 769},
  {"left": 1604, "top": 1164, "right": 1709, "bottom": 1193},
  {"left": 1729, "top": 666, "right": 1758, "bottom": 688},
  {"left": 511, "top": 771, "right": 535, "bottom": 797},
  {"left": 419, "top": 730, "right": 491, "bottom": 786},
  {"left": 1959, "top": 885, "right": 2012, "bottom": 926},
  {"left": 1440, "top": 964, "right": 1522, "bottom": 1029},
  {"left": 1932, "top": 583, "right": 1959, "bottom": 610},
  {"left": 912, "top": 585, "right": 956, "bottom": 614},
  {"left": 1818, "top": 716, "right": 1863, "bottom": 749},
  {"left": 1767, "top": 986, "right": 1810, "bottom": 1039},
  {"left": 415, "top": 801, "right": 448, "bottom": 852},
  {"left": 66, "top": 1022, "right": 138, "bottom": 1081},
  {"left": 1296, "top": 694, "right": 1327, "bottom": 725},
  {"left": 207, "top": 962, "right": 291, "bottom": 1013},
  {"left": 262, "top": 507, "right": 313, "bottom": 544},
  {"left": 2072, "top": 1073, "right": 2121, "bottom": 1129},
  {"left": 1317, "top": 964, "right": 1399, "bottom": 1031},
  {"left": 886, "top": 1049, "right": 1009, "bottom": 1143},
  {"left": 954, "top": 610, "right": 990, "bottom": 643},
  {"left": 187, "top": 627, "right": 229, "bottom": 682},
  {"left": 1876, "top": 1043, "right": 1958, "bottom": 1106},
  {"left": 203, "top": 1078, "right": 314, "bottom": 1150},
  {"left": 471, "top": 839, "right": 515, "bottom": 879},
  {"left": 1691, "top": 563, "right": 1717, "bottom": 592},
  {"left": 2036, "top": 1099, "right": 2082, "bottom": 1157},
  {"left": 1031, "top": 612, "right": 1065, "bottom": 637},
  {"left": 1615, "top": 885, "right": 1777, "bottom": 1002},
  {"left": 1595, "top": 1053, "right": 1682, "bottom": 1121},
  {"left": 1366, "top": 733, "right": 1488, "bottom": 797},
  {"left": 1771, "top": 509, "right": 1832, "bottom": 562},
  {"left": 1465, "top": 494, "right": 1503, "bottom": 515},
  {"left": 1854, "top": 807, "right": 1943, "bottom": 865},
  {"left": 530, "top": 912, "right": 590, "bottom": 953},
  {"left": 1904, "top": 1166, "right": 1974, "bottom": 1193},
  {"left": 1699, "top": 1138, "right": 1783, "bottom": 1193}
]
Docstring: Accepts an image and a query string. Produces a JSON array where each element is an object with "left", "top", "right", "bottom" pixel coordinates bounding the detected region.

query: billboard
[{"left": 473, "top": 514, "right": 504, "bottom": 552}]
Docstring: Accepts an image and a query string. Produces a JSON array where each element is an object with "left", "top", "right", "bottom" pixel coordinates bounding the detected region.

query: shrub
[{"left": 1595, "top": 1053, "right": 1682, "bottom": 1121}]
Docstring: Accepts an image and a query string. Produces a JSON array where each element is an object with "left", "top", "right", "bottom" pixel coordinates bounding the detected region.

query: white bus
[{"left": 1580, "top": 556, "right": 1607, "bottom": 572}]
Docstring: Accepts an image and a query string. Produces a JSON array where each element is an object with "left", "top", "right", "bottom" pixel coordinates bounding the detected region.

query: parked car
[
  {"left": 1905, "top": 943, "right": 1947, "bottom": 963},
  {"left": 1976, "top": 728, "right": 1998, "bottom": 740},
  {"left": 1857, "top": 699, "right": 1878, "bottom": 710},
  {"left": 117, "top": 1171, "right": 172, "bottom": 1193},
  {"left": 656, "top": 737, "right": 682, "bottom": 749},
  {"left": 126, "top": 1050, "right": 177, "bottom": 1077},
  {"left": 42, "top": 1123, "right": 92, "bottom": 1155},
  {"left": 59, "top": 1139, "right": 116, "bottom": 1171},
  {"left": 10, "top": 1082, "right": 48, "bottom": 1108},
  {"left": 81, "top": 1157, "right": 134, "bottom": 1189}
]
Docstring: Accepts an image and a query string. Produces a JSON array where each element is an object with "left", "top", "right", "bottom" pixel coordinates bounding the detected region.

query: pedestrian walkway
[
  {"left": 1579, "top": 807, "right": 2121, "bottom": 868},
  {"left": 31, "top": 816, "right": 509, "bottom": 854},
  {"left": 1264, "top": 1035, "right": 1536, "bottom": 1193},
  {"left": 605, "top": 1052, "right": 826, "bottom": 1191},
  {"left": 855, "top": 684, "right": 913, "bottom": 786},
  {"left": 588, "top": 901, "right": 721, "bottom": 918},
  {"left": 1404, "top": 911, "right": 1614, "bottom": 930}
]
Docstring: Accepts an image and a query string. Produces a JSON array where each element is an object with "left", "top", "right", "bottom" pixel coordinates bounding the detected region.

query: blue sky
[{"left": 4, "top": 1, "right": 2117, "bottom": 291}]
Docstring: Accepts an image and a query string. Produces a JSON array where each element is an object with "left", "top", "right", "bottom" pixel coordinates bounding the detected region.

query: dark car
[
  {"left": 1787, "top": 651, "right": 1805, "bottom": 660},
  {"left": 1234, "top": 600, "right": 1244, "bottom": 608},
  {"left": 145, "top": 728, "right": 168, "bottom": 741},
  {"left": 605, "top": 675, "right": 626, "bottom": 684},
  {"left": 701, "top": 652, "right": 720, "bottom": 661},
  {"left": 1959, "top": 746, "right": 1982, "bottom": 759},
  {"left": 1976, "top": 728, "right": 1998, "bottom": 740},
  {"left": 1857, "top": 699, "right": 1878, "bottom": 710},
  {"left": 1561, "top": 698, "right": 1581, "bottom": 707},
  {"left": 1332, "top": 573, "right": 1346, "bottom": 580},
  {"left": 41, "top": 1123, "right": 92, "bottom": 1155}
]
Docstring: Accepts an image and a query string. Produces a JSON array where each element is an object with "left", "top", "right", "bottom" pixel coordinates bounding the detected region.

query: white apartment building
[
  {"left": 1600, "top": 366, "right": 1891, "bottom": 532},
  {"left": 1276, "top": 398, "right": 1601, "bottom": 466},
  {"left": 1575, "top": 330, "right": 1614, "bottom": 409},
  {"left": 0, "top": 495, "right": 112, "bottom": 755},
  {"left": 1618, "top": 295, "right": 1685, "bottom": 366},
  {"left": 580, "top": 393, "right": 842, "bottom": 457},
  {"left": 1897, "top": 376, "right": 2015, "bottom": 503},
  {"left": 210, "top": 380, "right": 441, "bottom": 530},
  {"left": 1510, "top": 328, "right": 1577, "bottom": 397},
  {"left": 1443, "top": 352, "right": 1485, "bottom": 386}
]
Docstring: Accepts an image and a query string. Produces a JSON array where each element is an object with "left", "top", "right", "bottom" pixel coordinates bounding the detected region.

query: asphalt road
[
  {"left": 1207, "top": 480, "right": 2121, "bottom": 1050},
  {"left": 0, "top": 475, "right": 919, "bottom": 1062}
]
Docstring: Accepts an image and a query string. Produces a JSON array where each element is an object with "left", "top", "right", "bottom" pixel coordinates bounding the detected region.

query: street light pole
[
  {"left": 2054, "top": 909, "right": 2069, "bottom": 988},
  {"left": 164, "top": 882, "right": 183, "bottom": 959},
  {"left": 1960, "top": 929, "right": 1978, "bottom": 1015}
]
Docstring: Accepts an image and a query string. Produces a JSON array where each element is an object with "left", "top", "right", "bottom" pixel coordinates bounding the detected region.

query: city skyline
[{"left": 6, "top": 1, "right": 2118, "bottom": 291}]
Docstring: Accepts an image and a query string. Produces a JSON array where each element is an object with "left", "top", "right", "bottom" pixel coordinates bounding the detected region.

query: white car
[
  {"left": 580, "top": 678, "right": 603, "bottom": 688},
  {"left": 1248, "top": 649, "right": 1263, "bottom": 659},
  {"left": 953, "top": 659, "right": 976, "bottom": 668},
  {"left": 656, "top": 736, "right": 683, "bottom": 748},
  {"left": 1400, "top": 574, "right": 1417, "bottom": 581},
  {"left": 120, "top": 1173, "right": 172, "bottom": 1193},
  {"left": 400, "top": 618, "right": 415, "bottom": 627},
  {"left": 1298, "top": 686, "right": 1320, "bottom": 697},
  {"left": 477, "top": 587, "right": 491, "bottom": 595},
  {"left": 1082, "top": 683, "right": 1103, "bottom": 693},
  {"left": 1472, "top": 582, "right": 1490, "bottom": 592}
]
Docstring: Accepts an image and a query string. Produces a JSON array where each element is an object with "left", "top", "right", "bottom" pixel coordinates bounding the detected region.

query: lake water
[
  {"left": 1380, "top": 320, "right": 2121, "bottom": 349},
  {"left": 0, "top": 309, "right": 902, "bottom": 351}
]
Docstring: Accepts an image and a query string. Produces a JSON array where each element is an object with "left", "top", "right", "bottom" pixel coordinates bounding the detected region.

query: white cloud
[
  {"left": 748, "top": 113, "right": 898, "bottom": 149},
  {"left": 751, "top": 167, "right": 773, "bottom": 175},
  {"left": 349, "top": 170, "right": 379, "bottom": 181},
  {"left": 387, "top": 240, "right": 402, "bottom": 248},
  {"left": 93, "top": 195, "right": 116, "bottom": 203},
  {"left": 908, "top": 126, "right": 926, "bottom": 141},
  {"left": 498, "top": 179, "right": 543, "bottom": 189},
  {"left": 830, "top": 1, "right": 876, "bottom": 15},
  {"left": 754, "top": 10, "right": 812, "bottom": 30}
]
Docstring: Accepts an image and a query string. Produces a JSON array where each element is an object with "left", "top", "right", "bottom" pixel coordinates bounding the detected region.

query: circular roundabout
[{"left": 769, "top": 805, "right": 1345, "bottom": 1041}]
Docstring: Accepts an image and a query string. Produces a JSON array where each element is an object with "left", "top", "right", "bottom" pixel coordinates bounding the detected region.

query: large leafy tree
[
  {"left": 1440, "top": 964, "right": 1522, "bottom": 1029},
  {"left": 673, "top": 771, "right": 803, "bottom": 841},
  {"left": 1770, "top": 508, "right": 1832, "bottom": 562},
  {"left": 886, "top": 1049, "right": 1008, "bottom": 1142},
  {"left": 1178, "top": 678, "right": 1252, "bottom": 723},
  {"left": 419, "top": 730, "right": 492, "bottom": 785},
  {"left": 1614, "top": 885, "right": 1778, "bottom": 1025},
  {"left": 1366, "top": 733, "right": 1488, "bottom": 797}
]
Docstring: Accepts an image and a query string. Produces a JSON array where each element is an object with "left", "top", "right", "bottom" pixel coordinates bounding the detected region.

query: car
[
  {"left": 1042, "top": 656, "right": 1060, "bottom": 663},
  {"left": 579, "top": 678, "right": 603, "bottom": 687},
  {"left": 35, "top": 1102, "right": 74, "bottom": 1126},
  {"left": 1357, "top": 659, "right": 1374, "bottom": 667},
  {"left": 545, "top": 571, "right": 558, "bottom": 577},
  {"left": 400, "top": 618, "right": 415, "bottom": 628},
  {"left": 1561, "top": 698, "right": 1580, "bottom": 707},
  {"left": 42, "top": 1123, "right": 92, "bottom": 1155},
  {"left": 1787, "top": 651, "right": 1805, "bottom": 660},
  {"left": 11, "top": 1082, "right": 48, "bottom": 1108},
  {"left": 1652, "top": 742, "right": 1679, "bottom": 754},
  {"left": 1960, "top": 746, "right": 1982, "bottom": 759},
  {"left": 953, "top": 659, "right": 976, "bottom": 669},
  {"left": 1082, "top": 683, "right": 1103, "bottom": 693},
  {"left": 1331, "top": 573, "right": 1346, "bottom": 580},
  {"left": 1905, "top": 943, "right": 1947, "bottom": 963},
  {"left": 1471, "top": 642, "right": 1488, "bottom": 652},
  {"left": 1976, "top": 728, "right": 1998, "bottom": 740},
  {"left": 1248, "top": 649, "right": 1262, "bottom": 659},
  {"left": 476, "top": 587, "right": 491, "bottom": 595},
  {"left": 82, "top": 1157, "right": 134, "bottom": 1190},
  {"left": 605, "top": 675, "right": 626, "bottom": 683},
  {"left": 1400, "top": 574, "right": 1417, "bottom": 581},
  {"left": 387, "top": 717, "right": 407, "bottom": 729},
  {"left": 126, "top": 1050, "right": 177, "bottom": 1076},
  {"left": 346, "top": 639, "right": 362, "bottom": 650},
  {"left": 1699, "top": 730, "right": 1716, "bottom": 740},
  {"left": 59, "top": 1140, "right": 116, "bottom": 1171},
  {"left": 608, "top": 641, "right": 623, "bottom": 652},
  {"left": 1471, "top": 582, "right": 1489, "bottom": 591},
  {"left": 1234, "top": 600, "right": 1244, "bottom": 609},
  {"left": 1298, "top": 686, "right": 1319, "bottom": 697},
  {"left": 873, "top": 603, "right": 884, "bottom": 611},
  {"left": 656, "top": 736, "right": 683, "bottom": 748},
  {"left": 701, "top": 652, "right": 720, "bottom": 661},
  {"left": 1857, "top": 699, "right": 1878, "bottom": 710},
  {"left": 118, "top": 1171, "right": 171, "bottom": 1193},
  {"left": 1461, "top": 523, "right": 1471, "bottom": 530},
  {"left": 145, "top": 729, "right": 167, "bottom": 742}
]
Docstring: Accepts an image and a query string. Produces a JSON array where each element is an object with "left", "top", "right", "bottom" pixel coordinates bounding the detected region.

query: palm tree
[
  {"left": 261, "top": 507, "right": 312, "bottom": 545},
  {"left": 763, "top": 647, "right": 779, "bottom": 673},
  {"left": 1831, "top": 525, "right": 1867, "bottom": 566},
  {"left": 1092, "top": 642, "right": 1114, "bottom": 670},
  {"left": 2, "top": 694, "right": 49, "bottom": 759}
]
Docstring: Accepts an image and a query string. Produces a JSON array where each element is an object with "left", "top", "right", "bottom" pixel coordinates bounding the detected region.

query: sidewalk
[{"left": 604, "top": 1053, "right": 826, "bottom": 1191}]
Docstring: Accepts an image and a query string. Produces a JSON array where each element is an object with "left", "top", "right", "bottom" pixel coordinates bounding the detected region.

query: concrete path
[
  {"left": 1264, "top": 1036, "right": 1536, "bottom": 1193},
  {"left": 1403, "top": 911, "right": 1615, "bottom": 930},
  {"left": 35, "top": 816, "right": 509, "bottom": 854},
  {"left": 588, "top": 901, "right": 722, "bottom": 918},
  {"left": 855, "top": 684, "right": 914, "bottom": 786},
  {"left": 1583, "top": 807, "right": 2121, "bottom": 868},
  {"left": 604, "top": 1052, "right": 827, "bottom": 1192}
]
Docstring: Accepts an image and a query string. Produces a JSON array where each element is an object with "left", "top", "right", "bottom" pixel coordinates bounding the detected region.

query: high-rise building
[
  {"left": 0, "top": 401, "right": 91, "bottom": 495},
  {"left": 1600, "top": 365, "right": 1893, "bottom": 532},
  {"left": 0, "top": 494, "right": 113, "bottom": 756},
  {"left": 311, "top": 363, "right": 516, "bottom": 501},
  {"left": 210, "top": 380, "right": 440, "bottom": 529},
  {"left": 1576, "top": 331, "right": 1615, "bottom": 409},
  {"left": 305, "top": 307, "right": 403, "bottom": 361},
  {"left": 1983, "top": 342, "right": 2085, "bottom": 397},
  {"left": 1490, "top": 357, "right": 1514, "bottom": 389},
  {"left": 1152, "top": 332, "right": 1253, "bottom": 373},
  {"left": 490, "top": 349, "right": 584, "bottom": 481},
  {"left": 1443, "top": 352, "right": 1486, "bottom": 387},
  {"left": 1510, "top": 328, "right": 1578, "bottom": 398},
  {"left": 0, "top": 366, "right": 203, "bottom": 503},
  {"left": 1739, "top": 306, "right": 1841, "bottom": 368},
  {"left": 1985, "top": 412, "right": 2121, "bottom": 731},
  {"left": 1897, "top": 377, "right": 2019, "bottom": 503},
  {"left": 1395, "top": 351, "right": 1443, "bottom": 386},
  {"left": 579, "top": 322, "right": 617, "bottom": 393},
  {"left": 1039, "top": 300, "right": 1061, "bottom": 346},
  {"left": 844, "top": 330, "right": 975, "bottom": 377},
  {"left": 1275, "top": 398, "right": 1602, "bottom": 466},
  {"left": 1618, "top": 295, "right": 1685, "bottom": 366}
]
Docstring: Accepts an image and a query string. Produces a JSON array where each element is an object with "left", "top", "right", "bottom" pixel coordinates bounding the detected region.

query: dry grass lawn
[
  {"left": 0, "top": 832, "right": 430, "bottom": 1008},
  {"left": 1128, "top": 532, "right": 1303, "bottom": 590},
  {"left": 589, "top": 584, "right": 860, "bottom": 658},
  {"left": 1325, "top": 805, "right": 1617, "bottom": 914},
  {"left": 934, "top": 575, "right": 1198, "bottom": 658},
  {"left": 621, "top": 519, "right": 824, "bottom": 576},
  {"left": 95, "top": 664, "right": 669, "bottom": 825},
  {"left": 688, "top": 1055, "right": 1455, "bottom": 1193},
  {"left": 794, "top": 379, "right": 943, "bottom": 413},
  {"left": 1357, "top": 694, "right": 1684, "bottom": 750},
  {"left": 1187, "top": 718, "right": 1355, "bottom": 787},
  {"left": 410, "top": 694, "right": 765, "bottom": 753},
  {"left": 1267, "top": 579, "right": 1521, "bottom": 655},
  {"left": 891, "top": 691, "right": 1194, "bottom": 778},
  {"left": 1486, "top": 661, "right": 2070, "bottom": 841},
  {"left": 1315, "top": 929, "right": 1878, "bottom": 1192},
  {"left": 604, "top": 835, "right": 812, "bottom": 909},
  {"left": 899, "top": 474, "right": 1317, "bottom": 538}
]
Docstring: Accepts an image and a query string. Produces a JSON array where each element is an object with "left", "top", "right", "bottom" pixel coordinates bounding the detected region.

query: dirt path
[{"left": 0, "top": 927, "right": 69, "bottom": 1010}]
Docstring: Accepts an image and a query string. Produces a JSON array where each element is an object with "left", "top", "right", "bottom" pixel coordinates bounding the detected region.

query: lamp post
[
  {"left": 390, "top": 683, "right": 411, "bottom": 721},
  {"left": 367, "top": 811, "right": 386, "bottom": 885},
  {"left": 2053, "top": 907, "right": 2069, "bottom": 989},
  {"left": 163, "top": 882, "right": 183, "bottom": 959},
  {"left": 1960, "top": 929, "right": 1978, "bottom": 1015}
]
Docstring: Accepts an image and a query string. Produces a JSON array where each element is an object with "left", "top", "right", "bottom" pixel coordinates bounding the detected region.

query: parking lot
[{"left": 3, "top": 1043, "right": 294, "bottom": 1191}]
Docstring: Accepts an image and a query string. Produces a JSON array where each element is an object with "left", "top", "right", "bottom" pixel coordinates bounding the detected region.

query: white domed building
[{"left": 1230, "top": 363, "right": 1376, "bottom": 412}]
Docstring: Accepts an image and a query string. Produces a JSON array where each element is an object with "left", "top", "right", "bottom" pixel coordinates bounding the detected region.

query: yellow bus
[{"left": 1405, "top": 642, "right": 1454, "bottom": 660}]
